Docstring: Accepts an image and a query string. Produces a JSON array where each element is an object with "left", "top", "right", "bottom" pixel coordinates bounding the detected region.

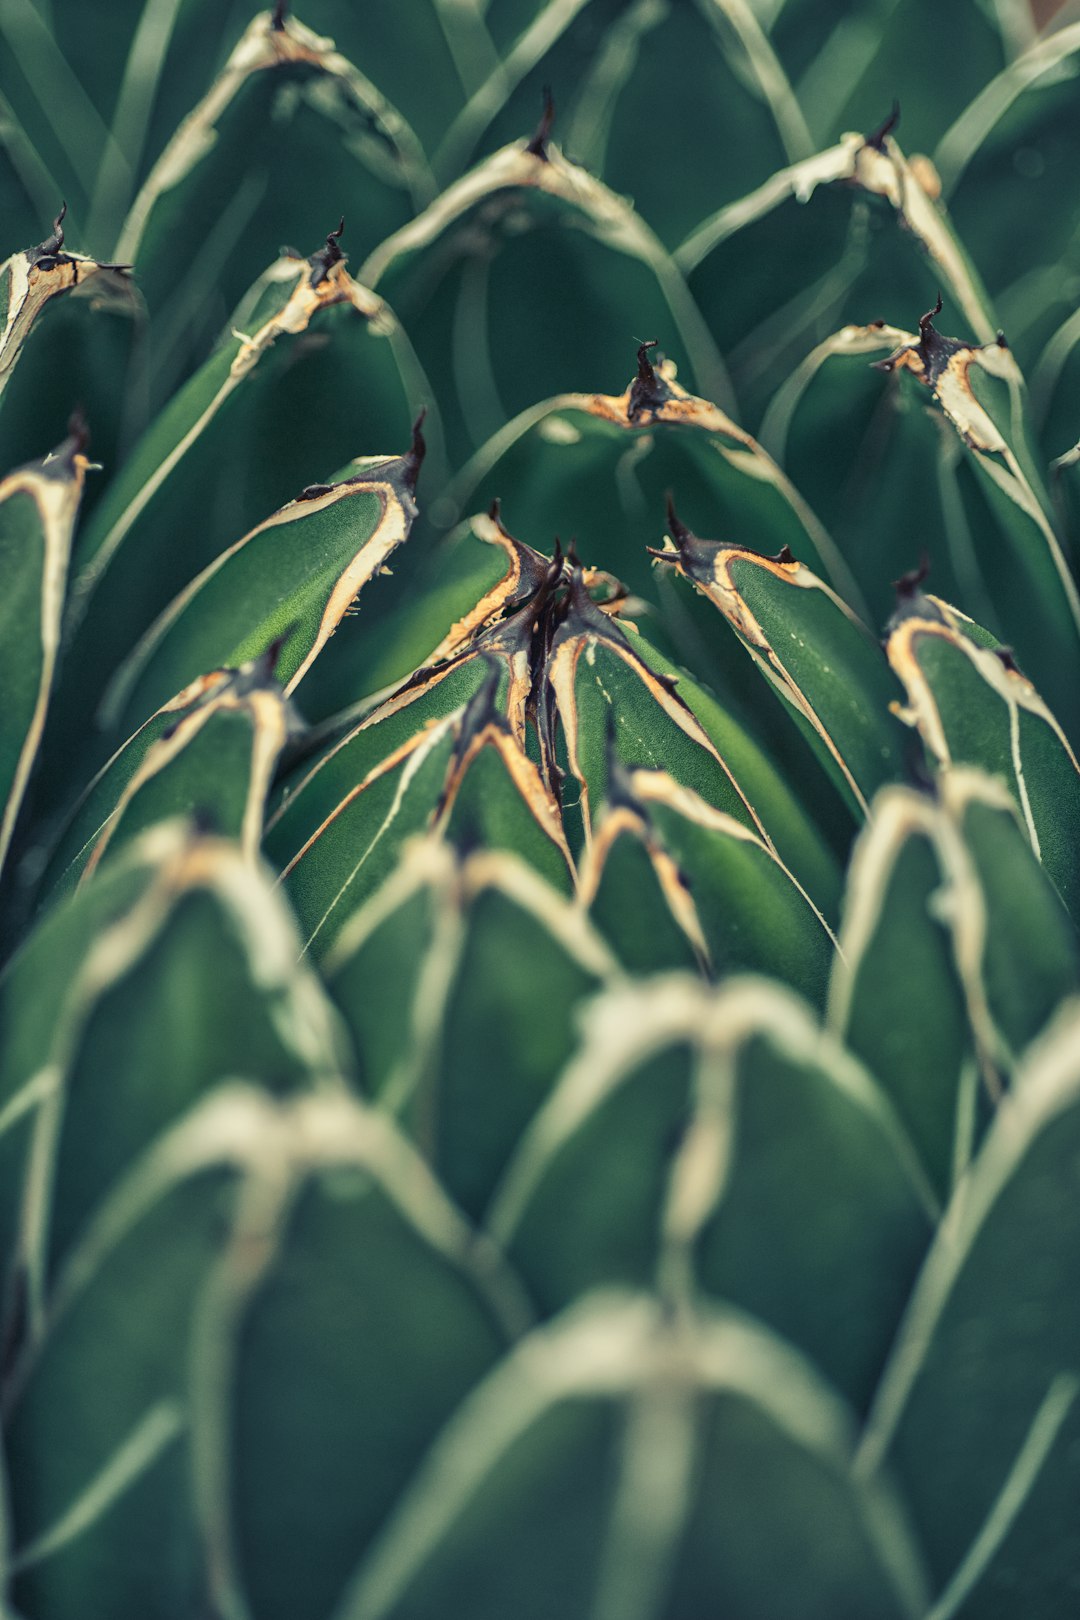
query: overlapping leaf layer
[{"left": 2, "top": 1, "right": 1080, "bottom": 1614}]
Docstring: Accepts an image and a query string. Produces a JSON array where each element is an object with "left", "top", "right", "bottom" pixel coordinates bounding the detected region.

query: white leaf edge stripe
[
  {"left": 97, "top": 453, "right": 414, "bottom": 730},
  {"left": 857, "top": 997, "right": 1080, "bottom": 1507},
  {"left": 115, "top": 10, "right": 434, "bottom": 268},
  {"left": 332, "top": 1292, "right": 929, "bottom": 1620},
  {"left": 0, "top": 447, "right": 86, "bottom": 876},
  {"left": 486, "top": 974, "right": 938, "bottom": 1246},
  {"left": 359, "top": 136, "right": 732, "bottom": 414}
]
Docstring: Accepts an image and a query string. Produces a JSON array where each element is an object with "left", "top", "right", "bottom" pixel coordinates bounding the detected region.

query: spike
[
  {"left": 865, "top": 101, "right": 901, "bottom": 151},
  {"left": 525, "top": 86, "right": 555, "bottom": 159}
]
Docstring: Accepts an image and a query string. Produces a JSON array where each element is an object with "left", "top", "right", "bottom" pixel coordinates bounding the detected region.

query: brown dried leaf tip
[
  {"left": 31, "top": 202, "right": 69, "bottom": 268},
  {"left": 873, "top": 293, "right": 965, "bottom": 388},
  {"left": 308, "top": 217, "right": 346, "bottom": 286},
  {"left": 628, "top": 339, "right": 677, "bottom": 420}
]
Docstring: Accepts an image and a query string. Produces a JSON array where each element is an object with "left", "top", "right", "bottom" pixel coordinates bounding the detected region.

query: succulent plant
[{"left": 3, "top": 1, "right": 1080, "bottom": 1615}]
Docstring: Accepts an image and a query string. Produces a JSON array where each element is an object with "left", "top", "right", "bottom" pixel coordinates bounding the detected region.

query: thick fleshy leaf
[
  {"left": 0, "top": 207, "right": 132, "bottom": 410},
  {"left": 0, "top": 427, "right": 87, "bottom": 878},
  {"left": 679, "top": 124, "right": 996, "bottom": 424},
  {"left": 616, "top": 620, "right": 847, "bottom": 916},
  {"left": 359, "top": 130, "right": 729, "bottom": 467},
  {"left": 0, "top": 822, "right": 347, "bottom": 1341},
  {"left": 489, "top": 976, "right": 935, "bottom": 1407},
  {"left": 886, "top": 592, "right": 1080, "bottom": 922},
  {"left": 952, "top": 774, "right": 1080, "bottom": 1068},
  {"left": 265, "top": 657, "right": 492, "bottom": 877},
  {"left": 828, "top": 785, "right": 982, "bottom": 1200},
  {"left": 203, "top": 1092, "right": 526, "bottom": 1620},
  {"left": 860, "top": 1000, "right": 1080, "bottom": 1616},
  {"left": 114, "top": 10, "right": 433, "bottom": 389},
  {"left": 103, "top": 431, "right": 424, "bottom": 746},
  {"left": 935, "top": 22, "right": 1080, "bottom": 365},
  {"left": 871, "top": 308, "right": 1080, "bottom": 736},
  {"left": 53, "top": 242, "right": 421, "bottom": 722},
  {"left": 548, "top": 572, "right": 777, "bottom": 839},
  {"left": 3, "top": 1095, "right": 256, "bottom": 1620},
  {"left": 583, "top": 800, "right": 708, "bottom": 978},
  {"left": 276, "top": 672, "right": 574, "bottom": 957},
  {"left": 39, "top": 652, "right": 296, "bottom": 904},
  {"left": 651, "top": 510, "right": 909, "bottom": 815},
  {"left": 582, "top": 764, "right": 835, "bottom": 1001},
  {"left": 441, "top": 343, "right": 860, "bottom": 610},
  {"left": 765, "top": 0, "right": 1014, "bottom": 153},
  {"left": 334, "top": 1294, "right": 928, "bottom": 1620},
  {"left": 758, "top": 322, "right": 994, "bottom": 629},
  {"left": 324, "top": 838, "right": 616, "bottom": 1217},
  {"left": 295, "top": 502, "right": 557, "bottom": 728},
  {"left": 831, "top": 771, "right": 1079, "bottom": 1198},
  {"left": 0, "top": 244, "right": 137, "bottom": 497},
  {"left": 440, "top": 0, "right": 811, "bottom": 245}
]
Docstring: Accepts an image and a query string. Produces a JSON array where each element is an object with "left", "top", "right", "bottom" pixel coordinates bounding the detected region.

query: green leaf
[
  {"left": 0, "top": 245, "right": 137, "bottom": 498},
  {"left": 831, "top": 769, "right": 1079, "bottom": 1202},
  {"left": 442, "top": 343, "right": 861, "bottom": 612},
  {"left": 489, "top": 976, "right": 935, "bottom": 1407},
  {"left": 617, "top": 621, "right": 846, "bottom": 919},
  {"left": 872, "top": 308, "right": 1080, "bottom": 737},
  {"left": 0, "top": 207, "right": 132, "bottom": 411},
  {"left": 3, "top": 1088, "right": 264, "bottom": 1620},
  {"left": 439, "top": 0, "right": 810, "bottom": 245},
  {"left": 39, "top": 651, "right": 296, "bottom": 904},
  {"left": 886, "top": 593, "right": 1080, "bottom": 922},
  {"left": 324, "top": 837, "right": 616, "bottom": 1219},
  {"left": 0, "top": 427, "right": 87, "bottom": 878},
  {"left": 359, "top": 131, "right": 729, "bottom": 467},
  {"left": 40, "top": 242, "right": 427, "bottom": 787},
  {"left": 114, "top": 11, "right": 433, "bottom": 388},
  {"left": 277, "top": 671, "right": 574, "bottom": 958},
  {"left": 758, "top": 322, "right": 994, "bottom": 631},
  {"left": 678, "top": 125, "right": 996, "bottom": 423},
  {"left": 828, "top": 784, "right": 983, "bottom": 1200},
  {"left": 208, "top": 1093, "right": 526, "bottom": 1620},
  {"left": 935, "top": 23, "right": 1080, "bottom": 365},
  {"left": 295, "top": 501, "right": 556, "bottom": 728},
  {"left": 0, "top": 823, "right": 347, "bottom": 1340},
  {"left": 652, "top": 510, "right": 909, "bottom": 816},
  {"left": 860, "top": 1000, "right": 1080, "bottom": 1616},
  {"left": 335, "top": 1294, "right": 928, "bottom": 1620},
  {"left": 583, "top": 799, "right": 708, "bottom": 978},
  {"left": 582, "top": 764, "right": 835, "bottom": 1002},
  {"left": 102, "top": 431, "right": 424, "bottom": 744},
  {"left": 266, "top": 650, "right": 489, "bottom": 857}
]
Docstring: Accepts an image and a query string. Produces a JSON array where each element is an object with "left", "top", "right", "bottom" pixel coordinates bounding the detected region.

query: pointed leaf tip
[
  {"left": 628, "top": 338, "right": 672, "bottom": 418},
  {"left": 31, "top": 201, "right": 68, "bottom": 265},
  {"left": 525, "top": 85, "right": 556, "bottom": 159},
  {"left": 664, "top": 492, "right": 692, "bottom": 548},
  {"left": 865, "top": 101, "right": 901, "bottom": 150},
  {"left": 307, "top": 217, "right": 346, "bottom": 285},
  {"left": 919, "top": 292, "right": 944, "bottom": 343},
  {"left": 66, "top": 405, "right": 90, "bottom": 455},
  {"left": 404, "top": 408, "right": 427, "bottom": 489},
  {"left": 892, "top": 552, "right": 931, "bottom": 599}
]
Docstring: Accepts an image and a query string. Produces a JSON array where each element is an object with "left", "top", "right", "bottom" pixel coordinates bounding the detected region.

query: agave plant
[{"left": 2, "top": 0, "right": 1080, "bottom": 1615}]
